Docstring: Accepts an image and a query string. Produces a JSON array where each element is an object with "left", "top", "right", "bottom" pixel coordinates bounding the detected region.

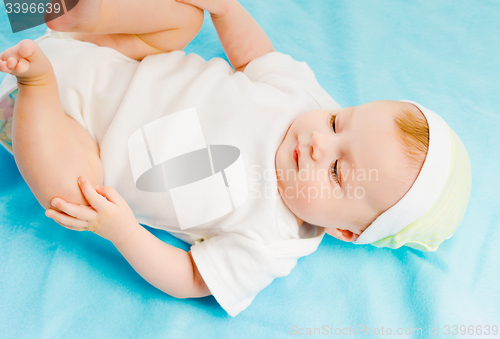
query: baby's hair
[{"left": 393, "top": 103, "right": 430, "bottom": 171}]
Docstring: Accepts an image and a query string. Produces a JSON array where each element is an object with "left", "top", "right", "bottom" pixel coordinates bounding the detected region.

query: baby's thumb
[{"left": 96, "top": 185, "right": 123, "bottom": 205}]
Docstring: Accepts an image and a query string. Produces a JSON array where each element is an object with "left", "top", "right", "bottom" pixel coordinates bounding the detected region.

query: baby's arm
[
  {"left": 177, "top": 0, "right": 274, "bottom": 72},
  {"left": 45, "top": 177, "right": 210, "bottom": 298},
  {"left": 114, "top": 221, "right": 210, "bottom": 299}
]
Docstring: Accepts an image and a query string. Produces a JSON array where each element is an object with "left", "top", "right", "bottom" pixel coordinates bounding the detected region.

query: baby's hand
[
  {"left": 45, "top": 177, "right": 139, "bottom": 245},
  {"left": 176, "top": 0, "right": 233, "bottom": 18}
]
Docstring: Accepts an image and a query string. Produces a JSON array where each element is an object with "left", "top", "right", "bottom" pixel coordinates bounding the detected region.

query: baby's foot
[
  {"left": 0, "top": 40, "right": 55, "bottom": 86},
  {"left": 45, "top": 0, "right": 103, "bottom": 33}
]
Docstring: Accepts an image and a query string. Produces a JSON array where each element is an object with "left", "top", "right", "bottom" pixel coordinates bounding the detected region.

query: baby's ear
[{"left": 325, "top": 228, "right": 361, "bottom": 242}]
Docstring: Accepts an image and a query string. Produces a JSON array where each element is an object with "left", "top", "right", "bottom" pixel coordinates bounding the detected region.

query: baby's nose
[
  {"left": 310, "top": 131, "right": 326, "bottom": 160},
  {"left": 311, "top": 131, "right": 338, "bottom": 161},
  {"left": 311, "top": 131, "right": 320, "bottom": 146}
]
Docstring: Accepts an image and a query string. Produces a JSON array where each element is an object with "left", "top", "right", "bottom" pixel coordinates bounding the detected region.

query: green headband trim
[{"left": 371, "top": 126, "right": 472, "bottom": 251}]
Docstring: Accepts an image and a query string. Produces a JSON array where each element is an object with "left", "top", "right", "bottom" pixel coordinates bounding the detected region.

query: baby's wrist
[{"left": 109, "top": 220, "right": 141, "bottom": 247}]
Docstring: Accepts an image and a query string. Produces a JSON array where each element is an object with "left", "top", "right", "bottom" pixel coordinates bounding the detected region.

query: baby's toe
[
  {"left": 15, "top": 58, "right": 30, "bottom": 73},
  {"left": 0, "top": 60, "right": 12, "bottom": 73},
  {"left": 18, "top": 40, "right": 38, "bottom": 60},
  {"left": 6, "top": 57, "right": 18, "bottom": 70}
]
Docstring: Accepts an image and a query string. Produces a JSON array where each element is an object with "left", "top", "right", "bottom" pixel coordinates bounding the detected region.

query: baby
[{"left": 0, "top": 0, "right": 471, "bottom": 317}]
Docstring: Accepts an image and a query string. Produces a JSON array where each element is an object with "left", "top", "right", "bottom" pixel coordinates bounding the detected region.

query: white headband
[{"left": 354, "top": 101, "right": 452, "bottom": 244}]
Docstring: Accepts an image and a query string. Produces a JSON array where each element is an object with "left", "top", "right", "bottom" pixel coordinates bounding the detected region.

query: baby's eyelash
[
  {"left": 330, "top": 114, "right": 337, "bottom": 132},
  {"left": 330, "top": 160, "right": 340, "bottom": 186},
  {"left": 329, "top": 114, "right": 339, "bottom": 185}
]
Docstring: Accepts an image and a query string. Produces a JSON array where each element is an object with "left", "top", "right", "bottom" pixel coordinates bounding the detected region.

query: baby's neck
[{"left": 295, "top": 215, "right": 304, "bottom": 227}]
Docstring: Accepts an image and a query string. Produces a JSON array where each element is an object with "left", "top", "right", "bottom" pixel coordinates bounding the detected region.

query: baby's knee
[
  {"left": 33, "top": 159, "right": 103, "bottom": 211},
  {"left": 135, "top": 6, "right": 204, "bottom": 56},
  {"left": 175, "top": 4, "right": 204, "bottom": 47},
  {"left": 34, "top": 177, "right": 90, "bottom": 211}
]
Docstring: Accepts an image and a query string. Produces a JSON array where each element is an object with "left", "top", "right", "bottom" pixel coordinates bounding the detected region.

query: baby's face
[{"left": 275, "top": 100, "right": 419, "bottom": 242}]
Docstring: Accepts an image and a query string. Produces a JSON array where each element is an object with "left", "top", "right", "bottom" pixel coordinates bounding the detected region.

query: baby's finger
[
  {"left": 95, "top": 185, "right": 125, "bottom": 205},
  {"left": 0, "top": 60, "right": 13, "bottom": 73},
  {"left": 46, "top": 209, "right": 89, "bottom": 230},
  {"left": 51, "top": 197, "right": 97, "bottom": 221},
  {"left": 78, "top": 177, "right": 108, "bottom": 211}
]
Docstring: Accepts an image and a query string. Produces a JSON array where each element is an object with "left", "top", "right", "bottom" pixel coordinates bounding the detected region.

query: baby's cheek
[
  {"left": 295, "top": 179, "right": 324, "bottom": 205},
  {"left": 290, "top": 180, "right": 325, "bottom": 224}
]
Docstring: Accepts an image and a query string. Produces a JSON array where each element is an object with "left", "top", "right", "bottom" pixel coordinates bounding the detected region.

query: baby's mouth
[{"left": 293, "top": 140, "right": 300, "bottom": 169}]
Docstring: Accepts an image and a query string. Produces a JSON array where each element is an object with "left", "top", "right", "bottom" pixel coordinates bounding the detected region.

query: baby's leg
[
  {"left": 46, "top": 0, "right": 204, "bottom": 60},
  {"left": 0, "top": 40, "right": 103, "bottom": 210}
]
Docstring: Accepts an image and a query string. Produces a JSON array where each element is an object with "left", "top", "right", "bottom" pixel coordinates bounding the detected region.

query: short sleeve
[
  {"left": 243, "top": 52, "right": 340, "bottom": 110},
  {"left": 189, "top": 233, "right": 299, "bottom": 317}
]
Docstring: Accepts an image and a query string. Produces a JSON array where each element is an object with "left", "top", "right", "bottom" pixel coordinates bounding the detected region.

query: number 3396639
[{"left": 5, "top": 2, "right": 61, "bottom": 14}]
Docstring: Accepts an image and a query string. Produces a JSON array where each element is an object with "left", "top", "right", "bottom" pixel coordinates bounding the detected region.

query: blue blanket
[{"left": 1, "top": 0, "right": 499, "bottom": 337}]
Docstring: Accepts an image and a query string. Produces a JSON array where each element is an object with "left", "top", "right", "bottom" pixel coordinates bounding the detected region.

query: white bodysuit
[{"left": 0, "top": 33, "right": 341, "bottom": 317}]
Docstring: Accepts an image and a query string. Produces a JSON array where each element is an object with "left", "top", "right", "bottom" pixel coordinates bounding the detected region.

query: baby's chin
[{"left": 276, "top": 191, "right": 307, "bottom": 225}]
